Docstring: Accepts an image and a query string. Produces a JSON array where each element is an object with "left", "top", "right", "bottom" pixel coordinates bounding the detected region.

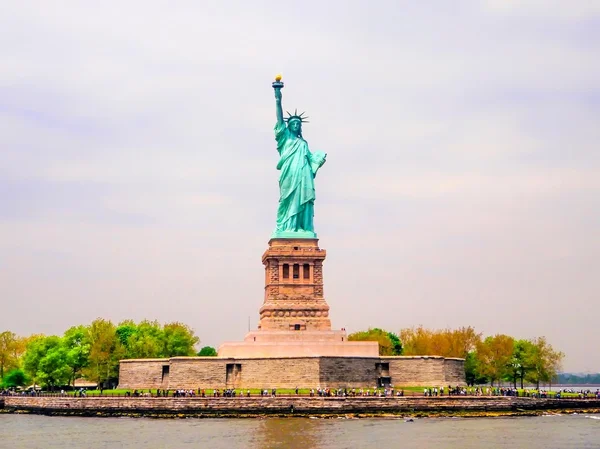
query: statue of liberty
[{"left": 272, "top": 75, "right": 326, "bottom": 238}]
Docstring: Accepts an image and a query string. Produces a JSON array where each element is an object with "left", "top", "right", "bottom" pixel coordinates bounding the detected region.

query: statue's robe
[{"left": 274, "top": 122, "right": 326, "bottom": 233}]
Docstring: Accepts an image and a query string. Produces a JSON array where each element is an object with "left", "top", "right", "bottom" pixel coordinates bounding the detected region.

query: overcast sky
[{"left": 1, "top": 1, "right": 599, "bottom": 372}]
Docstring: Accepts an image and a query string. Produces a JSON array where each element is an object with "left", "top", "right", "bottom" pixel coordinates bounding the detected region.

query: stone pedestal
[
  {"left": 218, "top": 238, "right": 379, "bottom": 358},
  {"left": 218, "top": 328, "right": 378, "bottom": 357},
  {"left": 259, "top": 238, "right": 330, "bottom": 331}
]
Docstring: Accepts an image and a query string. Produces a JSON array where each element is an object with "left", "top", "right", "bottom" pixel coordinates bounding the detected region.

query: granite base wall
[
  {"left": 4, "top": 396, "right": 600, "bottom": 416},
  {"left": 118, "top": 356, "right": 465, "bottom": 390},
  {"left": 167, "top": 358, "right": 228, "bottom": 389},
  {"left": 117, "top": 359, "right": 167, "bottom": 390}
]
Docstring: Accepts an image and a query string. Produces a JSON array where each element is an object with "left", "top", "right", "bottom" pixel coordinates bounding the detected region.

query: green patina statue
[{"left": 271, "top": 75, "right": 326, "bottom": 239}]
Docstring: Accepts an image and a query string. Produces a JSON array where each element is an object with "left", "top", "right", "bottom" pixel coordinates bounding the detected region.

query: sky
[{"left": 1, "top": 0, "right": 599, "bottom": 372}]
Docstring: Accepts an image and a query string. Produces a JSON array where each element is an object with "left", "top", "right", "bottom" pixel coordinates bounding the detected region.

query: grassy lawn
[
  {"left": 47, "top": 387, "right": 599, "bottom": 399},
  {"left": 64, "top": 387, "right": 405, "bottom": 396},
  {"left": 59, "top": 386, "right": 472, "bottom": 397}
]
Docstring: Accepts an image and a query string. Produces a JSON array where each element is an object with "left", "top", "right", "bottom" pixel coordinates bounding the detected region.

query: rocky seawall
[{"left": 2, "top": 396, "right": 600, "bottom": 418}]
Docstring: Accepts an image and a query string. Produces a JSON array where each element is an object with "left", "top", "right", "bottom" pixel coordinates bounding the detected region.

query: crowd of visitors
[
  {"left": 421, "top": 386, "right": 600, "bottom": 399},
  {"left": 2, "top": 387, "right": 600, "bottom": 399},
  {"left": 1, "top": 388, "right": 42, "bottom": 396},
  {"left": 310, "top": 387, "right": 405, "bottom": 397},
  {"left": 554, "top": 389, "right": 600, "bottom": 399}
]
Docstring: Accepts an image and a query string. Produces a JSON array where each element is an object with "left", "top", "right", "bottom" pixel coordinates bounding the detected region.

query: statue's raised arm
[
  {"left": 270, "top": 75, "right": 326, "bottom": 239},
  {"left": 273, "top": 74, "right": 284, "bottom": 125}
]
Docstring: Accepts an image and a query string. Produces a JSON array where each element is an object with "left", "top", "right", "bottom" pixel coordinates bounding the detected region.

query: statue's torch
[{"left": 272, "top": 73, "right": 284, "bottom": 90}]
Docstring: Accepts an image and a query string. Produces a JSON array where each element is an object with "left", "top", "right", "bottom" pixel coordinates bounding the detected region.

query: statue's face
[{"left": 288, "top": 119, "right": 301, "bottom": 134}]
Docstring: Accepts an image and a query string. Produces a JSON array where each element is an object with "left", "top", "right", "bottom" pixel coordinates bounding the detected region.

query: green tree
[
  {"left": 125, "top": 320, "right": 164, "bottom": 358},
  {"left": 84, "top": 319, "right": 124, "bottom": 386},
  {"left": 525, "top": 336, "right": 564, "bottom": 389},
  {"left": 23, "top": 336, "right": 70, "bottom": 390},
  {"left": 22, "top": 335, "right": 46, "bottom": 384},
  {"left": 348, "top": 328, "right": 402, "bottom": 356},
  {"left": 464, "top": 351, "right": 488, "bottom": 386},
  {"left": 387, "top": 332, "right": 403, "bottom": 356},
  {"left": 504, "top": 339, "right": 535, "bottom": 389},
  {"left": 115, "top": 320, "right": 138, "bottom": 357},
  {"left": 1, "top": 368, "right": 28, "bottom": 388},
  {"left": 197, "top": 346, "right": 218, "bottom": 357},
  {"left": 63, "top": 325, "right": 91, "bottom": 386},
  {"left": 162, "top": 322, "right": 199, "bottom": 356},
  {"left": 476, "top": 334, "right": 515, "bottom": 386},
  {"left": 0, "top": 331, "right": 25, "bottom": 379}
]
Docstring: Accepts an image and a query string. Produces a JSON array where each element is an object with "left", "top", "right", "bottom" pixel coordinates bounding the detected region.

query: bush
[
  {"left": 1, "top": 368, "right": 28, "bottom": 388},
  {"left": 197, "top": 346, "right": 217, "bottom": 357}
]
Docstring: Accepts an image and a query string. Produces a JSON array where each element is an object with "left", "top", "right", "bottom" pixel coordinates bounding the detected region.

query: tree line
[
  {"left": 0, "top": 319, "right": 216, "bottom": 390},
  {"left": 349, "top": 326, "right": 565, "bottom": 388},
  {"left": 2, "top": 321, "right": 567, "bottom": 390},
  {"left": 556, "top": 373, "right": 600, "bottom": 385}
]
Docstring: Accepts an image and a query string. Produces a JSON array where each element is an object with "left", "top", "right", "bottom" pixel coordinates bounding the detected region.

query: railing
[{"left": 2, "top": 391, "right": 599, "bottom": 399}]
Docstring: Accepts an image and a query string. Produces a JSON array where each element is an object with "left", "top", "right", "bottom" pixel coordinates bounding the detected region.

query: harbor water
[{"left": 1, "top": 413, "right": 599, "bottom": 448}]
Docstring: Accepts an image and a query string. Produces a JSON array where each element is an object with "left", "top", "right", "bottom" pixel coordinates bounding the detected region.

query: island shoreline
[{"left": 2, "top": 396, "right": 599, "bottom": 419}]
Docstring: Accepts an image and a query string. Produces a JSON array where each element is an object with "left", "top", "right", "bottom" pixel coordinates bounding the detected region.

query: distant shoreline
[{"left": 2, "top": 396, "right": 600, "bottom": 419}]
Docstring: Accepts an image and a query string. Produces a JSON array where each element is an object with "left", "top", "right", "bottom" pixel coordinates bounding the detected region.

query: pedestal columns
[{"left": 259, "top": 238, "right": 331, "bottom": 331}]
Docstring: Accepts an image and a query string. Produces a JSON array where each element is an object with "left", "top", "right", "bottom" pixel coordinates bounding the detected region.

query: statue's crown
[{"left": 285, "top": 109, "right": 309, "bottom": 124}]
